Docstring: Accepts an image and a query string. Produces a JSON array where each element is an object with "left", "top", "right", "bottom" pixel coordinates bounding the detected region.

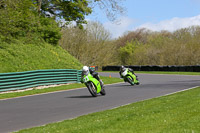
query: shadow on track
[
  {"left": 113, "top": 84, "right": 138, "bottom": 87},
  {"left": 66, "top": 94, "right": 106, "bottom": 99},
  {"left": 66, "top": 95, "right": 94, "bottom": 98}
]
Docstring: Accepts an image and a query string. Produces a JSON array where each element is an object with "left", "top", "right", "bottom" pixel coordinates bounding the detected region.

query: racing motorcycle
[
  {"left": 121, "top": 69, "right": 140, "bottom": 86},
  {"left": 82, "top": 73, "right": 106, "bottom": 97}
]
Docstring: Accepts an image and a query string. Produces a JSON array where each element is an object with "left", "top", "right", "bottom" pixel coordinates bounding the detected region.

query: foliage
[
  {"left": 119, "top": 41, "right": 139, "bottom": 65},
  {"left": 116, "top": 28, "right": 151, "bottom": 47},
  {"left": 59, "top": 21, "right": 117, "bottom": 68},
  {"left": 0, "top": 0, "right": 37, "bottom": 38},
  {"left": 34, "top": 0, "right": 126, "bottom": 27},
  {"left": 60, "top": 23, "right": 200, "bottom": 66},
  {"left": 117, "top": 26, "right": 200, "bottom": 66},
  {"left": 0, "top": 0, "right": 61, "bottom": 45},
  {"left": 38, "top": 17, "right": 61, "bottom": 45},
  {"left": 34, "top": 0, "right": 92, "bottom": 28}
]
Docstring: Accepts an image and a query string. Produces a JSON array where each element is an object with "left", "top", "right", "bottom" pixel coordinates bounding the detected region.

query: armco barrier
[
  {"left": 102, "top": 65, "right": 200, "bottom": 72},
  {"left": 0, "top": 69, "right": 82, "bottom": 92}
]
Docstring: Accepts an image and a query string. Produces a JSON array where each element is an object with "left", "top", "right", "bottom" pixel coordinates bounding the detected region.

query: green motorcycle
[
  {"left": 121, "top": 69, "right": 140, "bottom": 86},
  {"left": 82, "top": 73, "right": 106, "bottom": 97}
]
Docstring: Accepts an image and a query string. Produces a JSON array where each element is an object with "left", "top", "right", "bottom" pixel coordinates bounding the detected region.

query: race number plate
[{"left": 83, "top": 76, "right": 89, "bottom": 83}]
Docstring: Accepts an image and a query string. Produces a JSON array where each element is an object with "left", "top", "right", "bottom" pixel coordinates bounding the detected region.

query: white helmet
[
  {"left": 82, "top": 66, "right": 89, "bottom": 75},
  {"left": 121, "top": 65, "right": 126, "bottom": 72}
]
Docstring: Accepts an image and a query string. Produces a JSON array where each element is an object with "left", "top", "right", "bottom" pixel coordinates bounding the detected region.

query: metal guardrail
[{"left": 0, "top": 69, "right": 82, "bottom": 92}]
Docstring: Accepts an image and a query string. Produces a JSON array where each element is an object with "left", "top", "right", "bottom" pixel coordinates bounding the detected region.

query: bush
[{"left": 38, "top": 17, "right": 61, "bottom": 45}]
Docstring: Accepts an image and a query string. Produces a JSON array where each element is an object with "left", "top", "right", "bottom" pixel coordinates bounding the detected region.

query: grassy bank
[
  {"left": 0, "top": 76, "right": 123, "bottom": 100},
  {"left": 0, "top": 42, "right": 82, "bottom": 73},
  {"left": 16, "top": 87, "right": 200, "bottom": 133}
]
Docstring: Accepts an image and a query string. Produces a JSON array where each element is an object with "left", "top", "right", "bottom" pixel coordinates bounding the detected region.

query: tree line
[
  {"left": 60, "top": 25, "right": 200, "bottom": 67},
  {"left": 117, "top": 27, "right": 200, "bottom": 66}
]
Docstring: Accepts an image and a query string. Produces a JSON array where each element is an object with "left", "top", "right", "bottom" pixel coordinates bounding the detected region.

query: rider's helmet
[
  {"left": 120, "top": 65, "right": 126, "bottom": 72},
  {"left": 82, "top": 66, "right": 89, "bottom": 75}
]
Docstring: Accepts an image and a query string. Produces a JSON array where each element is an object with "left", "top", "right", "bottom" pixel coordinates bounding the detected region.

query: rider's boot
[{"left": 136, "top": 76, "right": 140, "bottom": 85}]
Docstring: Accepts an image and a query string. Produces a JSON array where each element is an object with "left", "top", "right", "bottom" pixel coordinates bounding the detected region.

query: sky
[{"left": 86, "top": 0, "right": 200, "bottom": 38}]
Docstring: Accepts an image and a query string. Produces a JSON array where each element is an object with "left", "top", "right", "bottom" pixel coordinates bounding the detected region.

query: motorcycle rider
[
  {"left": 81, "top": 66, "right": 104, "bottom": 87},
  {"left": 119, "top": 65, "right": 137, "bottom": 79}
]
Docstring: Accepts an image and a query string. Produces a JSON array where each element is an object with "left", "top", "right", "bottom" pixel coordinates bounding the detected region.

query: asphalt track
[{"left": 0, "top": 73, "right": 199, "bottom": 133}]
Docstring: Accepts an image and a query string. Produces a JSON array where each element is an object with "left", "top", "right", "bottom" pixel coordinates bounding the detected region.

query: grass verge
[
  {"left": 16, "top": 87, "right": 200, "bottom": 133},
  {"left": 0, "top": 76, "right": 123, "bottom": 100},
  {"left": 100, "top": 71, "right": 200, "bottom": 75}
]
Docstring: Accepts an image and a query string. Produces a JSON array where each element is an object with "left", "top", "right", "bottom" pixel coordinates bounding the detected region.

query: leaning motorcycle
[
  {"left": 121, "top": 69, "right": 140, "bottom": 86},
  {"left": 82, "top": 73, "right": 106, "bottom": 97}
]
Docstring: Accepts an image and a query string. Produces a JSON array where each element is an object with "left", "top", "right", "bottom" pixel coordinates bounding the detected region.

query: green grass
[
  {"left": 0, "top": 42, "right": 82, "bottom": 73},
  {"left": 15, "top": 87, "right": 200, "bottom": 133},
  {"left": 100, "top": 71, "right": 200, "bottom": 75},
  {"left": 0, "top": 76, "right": 123, "bottom": 100}
]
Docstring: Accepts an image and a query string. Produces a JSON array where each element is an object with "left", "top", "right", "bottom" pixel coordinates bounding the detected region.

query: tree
[
  {"left": 90, "top": 0, "right": 126, "bottom": 22},
  {"left": 116, "top": 28, "right": 151, "bottom": 48},
  {"left": 34, "top": 0, "right": 92, "bottom": 28},
  {"left": 36, "top": 0, "right": 42, "bottom": 14},
  {"left": 0, "top": 0, "right": 61, "bottom": 45},
  {"left": 86, "top": 21, "right": 111, "bottom": 42},
  {"left": 0, "top": 0, "right": 5, "bottom": 9},
  {"left": 0, "top": 0, "right": 37, "bottom": 38},
  {"left": 34, "top": 0, "right": 126, "bottom": 28},
  {"left": 59, "top": 21, "right": 117, "bottom": 67}
]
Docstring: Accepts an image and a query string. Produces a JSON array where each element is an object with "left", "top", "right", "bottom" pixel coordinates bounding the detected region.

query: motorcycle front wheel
[
  {"left": 127, "top": 77, "right": 134, "bottom": 86},
  {"left": 100, "top": 87, "right": 106, "bottom": 95},
  {"left": 87, "top": 82, "right": 97, "bottom": 97}
]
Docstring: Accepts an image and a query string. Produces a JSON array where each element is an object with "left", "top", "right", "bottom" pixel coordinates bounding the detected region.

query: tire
[
  {"left": 136, "top": 82, "right": 140, "bottom": 85},
  {"left": 127, "top": 77, "right": 134, "bottom": 86},
  {"left": 100, "top": 87, "right": 106, "bottom": 95},
  {"left": 87, "top": 82, "right": 97, "bottom": 97}
]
